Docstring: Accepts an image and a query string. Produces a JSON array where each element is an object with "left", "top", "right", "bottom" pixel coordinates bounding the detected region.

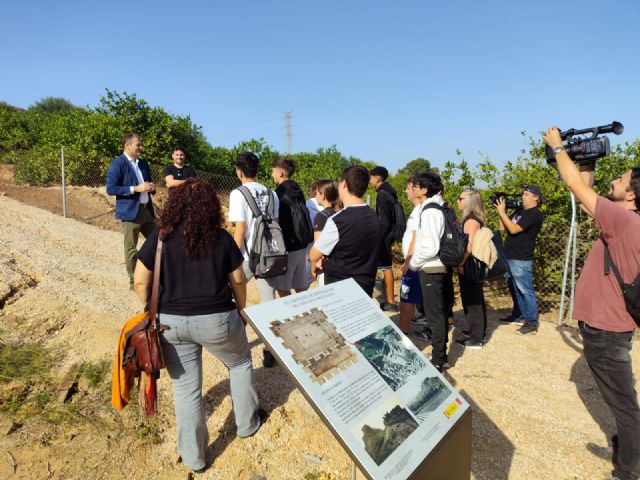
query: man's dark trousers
[
  {"left": 580, "top": 321, "right": 640, "bottom": 480},
  {"left": 419, "top": 271, "right": 448, "bottom": 368}
]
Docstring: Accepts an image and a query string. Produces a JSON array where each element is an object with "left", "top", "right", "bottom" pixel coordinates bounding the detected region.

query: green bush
[{"left": 11, "top": 148, "right": 62, "bottom": 186}]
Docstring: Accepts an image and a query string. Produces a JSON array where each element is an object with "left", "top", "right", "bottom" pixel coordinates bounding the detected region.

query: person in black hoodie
[
  {"left": 271, "top": 157, "right": 314, "bottom": 297},
  {"left": 370, "top": 166, "right": 399, "bottom": 311}
]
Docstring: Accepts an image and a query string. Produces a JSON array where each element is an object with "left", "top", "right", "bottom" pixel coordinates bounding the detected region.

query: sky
[{"left": 1, "top": 0, "right": 639, "bottom": 173}]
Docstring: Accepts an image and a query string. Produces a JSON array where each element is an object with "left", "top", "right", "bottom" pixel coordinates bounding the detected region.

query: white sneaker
[{"left": 411, "top": 315, "right": 427, "bottom": 326}]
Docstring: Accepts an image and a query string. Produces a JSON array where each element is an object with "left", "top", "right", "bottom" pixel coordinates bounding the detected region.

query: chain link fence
[
  {"left": 1, "top": 150, "right": 599, "bottom": 323},
  {"left": 0, "top": 148, "right": 240, "bottom": 219},
  {"left": 481, "top": 216, "right": 598, "bottom": 325}
]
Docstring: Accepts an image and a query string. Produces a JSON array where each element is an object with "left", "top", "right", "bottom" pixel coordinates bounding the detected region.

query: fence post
[{"left": 61, "top": 148, "right": 67, "bottom": 218}]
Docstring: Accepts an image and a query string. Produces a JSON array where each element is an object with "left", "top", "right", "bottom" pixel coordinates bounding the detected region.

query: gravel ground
[{"left": 0, "top": 193, "right": 636, "bottom": 480}]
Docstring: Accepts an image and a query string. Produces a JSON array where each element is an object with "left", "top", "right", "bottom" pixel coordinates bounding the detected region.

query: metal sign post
[{"left": 61, "top": 148, "right": 67, "bottom": 218}]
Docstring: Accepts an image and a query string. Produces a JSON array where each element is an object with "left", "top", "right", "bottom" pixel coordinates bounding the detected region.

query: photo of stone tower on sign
[{"left": 270, "top": 307, "right": 359, "bottom": 384}]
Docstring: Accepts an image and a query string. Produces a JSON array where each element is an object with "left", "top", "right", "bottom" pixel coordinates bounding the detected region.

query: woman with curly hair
[{"left": 134, "top": 178, "right": 265, "bottom": 474}]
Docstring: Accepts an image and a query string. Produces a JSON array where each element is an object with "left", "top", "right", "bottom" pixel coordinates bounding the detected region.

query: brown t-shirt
[{"left": 573, "top": 197, "right": 640, "bottom": 332}]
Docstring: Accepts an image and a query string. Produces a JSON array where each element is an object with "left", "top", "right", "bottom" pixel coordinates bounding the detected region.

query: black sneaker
[
  {"left": 516, "top": 323, "right": 538, "bottom": 335},
  {"left": 431, "top": 361, "right": 450, "bottom": 373},
  {"left": 455, "top": 338, "right": 483, "bottom": 350},
  {"left": 263, "top": 350, "right": 276, "bottom": 368},
  {"left": 412, "top": 330, "right": 432, "bottom": 342},
  {"left": 380, "top": 301, "right": 399, "bottom": 312},
  {"left": 499, "top": 315, "right": 524, "bottom": 324}
]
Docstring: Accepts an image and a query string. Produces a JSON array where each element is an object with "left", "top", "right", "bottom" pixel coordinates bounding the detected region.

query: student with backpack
[
  {"left": 409, "top": 172, "right": 457, "bottom": 373},
  {"left": 270, "top": 158, "right": 314, "bottom": 297},
  {"left": 228, "top": 151, "right": 282, "bottom": 368},
  {"left": 370, "top": 166, "right": 405, "bottom": 311}
]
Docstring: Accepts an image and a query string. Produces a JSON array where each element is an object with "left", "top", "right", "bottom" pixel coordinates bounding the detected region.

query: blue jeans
[
  {"left": 505, "top": 259, "right": 538, "bottom": 325},
  {"left": 159, "top": 310, "right": 261, "bottom": 471},
  {"left": 580, "top": 321, "right": 640, "bottom": 480}
]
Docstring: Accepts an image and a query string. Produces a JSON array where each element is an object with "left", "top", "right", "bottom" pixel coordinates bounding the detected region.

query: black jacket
[{"left": 376, "top": 183, "right": 398, "bottom": 239}]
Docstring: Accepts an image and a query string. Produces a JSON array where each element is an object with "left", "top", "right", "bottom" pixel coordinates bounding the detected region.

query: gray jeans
[{"left": 159, "top": 310, "right": 260, "bottom": 471}]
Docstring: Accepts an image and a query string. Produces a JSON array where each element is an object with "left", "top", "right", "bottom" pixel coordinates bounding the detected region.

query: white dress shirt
[{"left": 124, "top": 153, "right": 149, "bottom": 204}]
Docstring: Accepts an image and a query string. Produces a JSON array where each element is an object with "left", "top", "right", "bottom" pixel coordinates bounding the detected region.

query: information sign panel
[{"left": 242, "top": 279, "right": 469, "bottom": 480}]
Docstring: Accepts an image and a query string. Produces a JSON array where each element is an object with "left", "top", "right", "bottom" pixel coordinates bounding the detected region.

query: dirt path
[{"left": 0, "top": 193, "right": 636, "bottom": 480}]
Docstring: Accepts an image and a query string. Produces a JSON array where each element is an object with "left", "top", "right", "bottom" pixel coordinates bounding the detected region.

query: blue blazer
[{"left": 106, "top": 154, "right": 154, "bottom": 221}]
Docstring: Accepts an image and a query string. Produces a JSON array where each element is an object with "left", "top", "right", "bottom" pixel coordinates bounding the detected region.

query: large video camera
[
  {"left": 545, "top": 121, "right": 624, "bottom": 165},
  {"left": 489, "top": 192, "right": 522, "bottom": 210}
]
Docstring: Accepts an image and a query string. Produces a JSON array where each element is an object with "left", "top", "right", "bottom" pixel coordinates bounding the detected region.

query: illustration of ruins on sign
[{"left": 270, "top": 308, "right": 358, "bottom": 384}]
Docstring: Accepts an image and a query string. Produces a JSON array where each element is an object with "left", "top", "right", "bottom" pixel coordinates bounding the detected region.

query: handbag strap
[{"left": 149, "top": 230, "right": 164, "bottom": 325}]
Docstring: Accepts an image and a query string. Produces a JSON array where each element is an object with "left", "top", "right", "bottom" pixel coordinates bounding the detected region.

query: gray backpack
[{"left": 238, "top": 186, "right": 288, "bottom": 279}]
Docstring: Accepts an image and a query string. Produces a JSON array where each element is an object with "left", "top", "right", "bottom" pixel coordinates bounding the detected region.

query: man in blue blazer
[{"left": 106, "top": 133, "right": 157, "bottom": 289}]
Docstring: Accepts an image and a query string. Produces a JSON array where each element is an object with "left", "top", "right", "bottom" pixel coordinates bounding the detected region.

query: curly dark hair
[{"left": 158, "top": 178, "right": 223, "bottom": 258}]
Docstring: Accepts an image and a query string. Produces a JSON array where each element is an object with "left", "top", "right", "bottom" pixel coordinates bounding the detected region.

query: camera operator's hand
[
  {"left": 544, "top": 124, "right": 597, "bottom": 216},
  {"left": 543, "top": 126, "right": 563, "bottom": 150},
  {"left": 494, "top": 197, "right": 507, "bottom": 215}
]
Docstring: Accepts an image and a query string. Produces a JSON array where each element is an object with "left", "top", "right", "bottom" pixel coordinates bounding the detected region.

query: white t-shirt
[
  {"left": 306, "top": 197, "right": 325, "bottom": 225},
  {"left": 228, "top": 182, "right": 279, "bottom": 261},
  {"left": 402, "top": 203, "right": 422, "bottom": 258}
]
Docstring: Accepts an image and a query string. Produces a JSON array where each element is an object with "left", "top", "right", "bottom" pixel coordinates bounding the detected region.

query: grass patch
[
  {"left": 0, "top": 340, "right": 56, "bottom": 385},
  {"left": 0, "top": 340, "right": 60, "bottom": 420},
  {"left": 136, "top": 417, "right": 164, "bottom": 445},
  {"left": 78, "top": 359, "right": 110, "bottom": 388},
  {"left": 0, "top": 339, "right": 112, "bottom": 425}
]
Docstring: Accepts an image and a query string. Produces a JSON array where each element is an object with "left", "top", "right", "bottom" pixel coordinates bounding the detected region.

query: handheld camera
[{"left": 545, "top": 121, "right": 624, "bottom": 165}]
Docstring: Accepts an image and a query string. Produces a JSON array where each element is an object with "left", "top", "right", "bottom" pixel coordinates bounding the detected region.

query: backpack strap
[
  {"left": 603, "top": 241, "right": 626, "bottom": 288},
  {"left": 238, "top": 186, "right": 263, "bottom": 219},
  {"left": 422, "top": 203, "right": 443, "bottom": 212},
  {"left": 420, "top": 202, "right": 443, "bottom": 227}
]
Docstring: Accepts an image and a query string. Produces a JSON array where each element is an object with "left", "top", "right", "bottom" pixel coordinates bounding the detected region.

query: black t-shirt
[
  {"left": 137, "top": 226, "right": 243, "bottom": 315},
  {"left": 504, "top": 207, "right": 543, "bottom": 260},
  {"left": 313, "top": 207, "right": 337, "bottom": 232},
  {"left": 164, "top": 164, "right": 197, "bottom": 182}
]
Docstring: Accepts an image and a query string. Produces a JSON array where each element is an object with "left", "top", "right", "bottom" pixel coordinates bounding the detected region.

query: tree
[
  {"left": 30, "top": 97, "right": 76, "bottom": 114},
  {"left": 398, "top": 157, "right": 435, "bottom": 176}
]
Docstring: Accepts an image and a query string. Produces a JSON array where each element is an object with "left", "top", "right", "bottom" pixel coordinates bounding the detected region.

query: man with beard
[{"left": 545, "top": 126, "right": 640, "bottom": 480}]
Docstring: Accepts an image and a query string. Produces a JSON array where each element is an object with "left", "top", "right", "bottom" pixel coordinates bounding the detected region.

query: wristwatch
[{"left": 553, "top": 146, "right": 566, "bottom": 155}]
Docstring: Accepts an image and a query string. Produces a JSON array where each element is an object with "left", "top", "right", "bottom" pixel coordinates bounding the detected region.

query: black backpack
[
  {"left": 422, "top": 203, "right": 468, "bottom": 267},
  {"left": 279, "top": 193, "right": 314, "bottom": 250},
  {"left": 391, "top": 201, "right": 406, "bottom": 242}
]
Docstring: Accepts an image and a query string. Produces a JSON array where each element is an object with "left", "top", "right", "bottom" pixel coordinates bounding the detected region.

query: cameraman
[
  {"left": 544, "top": 126, "right": 640, "bottom": 480},
  {"left": 495, "top": 186, "right": 544, "bottom": 335}
]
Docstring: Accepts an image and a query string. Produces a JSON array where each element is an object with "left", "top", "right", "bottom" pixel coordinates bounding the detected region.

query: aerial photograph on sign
[
  {"left": 270, "top": 307, "right": 359, "bottom": 384},
  {"left": 354, "top": 325, "right": 425, "bottom": 391}
]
